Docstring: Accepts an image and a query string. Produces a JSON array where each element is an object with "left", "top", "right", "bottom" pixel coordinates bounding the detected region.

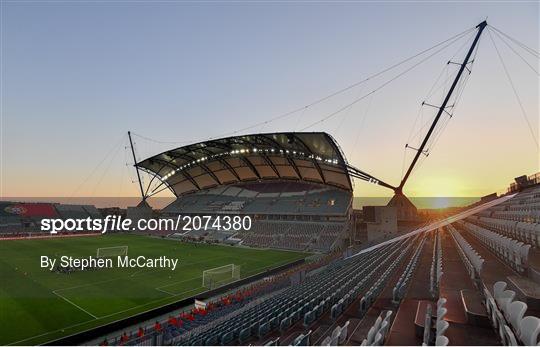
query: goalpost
[
  {"left": 202, "top": 264, "right": 240, "bottom": 289},
  {"left": 96, "top": 246, "right": 128, "bottom": 258}
]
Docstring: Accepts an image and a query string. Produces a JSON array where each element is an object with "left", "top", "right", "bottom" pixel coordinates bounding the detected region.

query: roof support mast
[
  {"left": 128, "top": 131, "right": 147, "bottom": 202},
  {"left": 396, "top": 20, "right": 487, "bottom": 195}
]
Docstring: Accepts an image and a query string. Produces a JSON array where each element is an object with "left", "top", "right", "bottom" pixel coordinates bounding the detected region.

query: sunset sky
[{"left": 2, "top": 1, "right": 538, "bottom": 200}]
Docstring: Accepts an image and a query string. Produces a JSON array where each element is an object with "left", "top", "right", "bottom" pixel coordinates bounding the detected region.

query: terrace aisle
[
  {"left": 439, "top": 229, "right": 499, "bottom": 346},
  {"left": 385, "top": 233, "right": 434, "bottom": 345}
]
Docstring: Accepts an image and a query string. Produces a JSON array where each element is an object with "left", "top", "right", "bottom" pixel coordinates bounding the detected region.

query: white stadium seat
[
  {"left": 519, "top": 316, "right": 540, "bottom": 346},
  {"left": 435, "top": 335, "right": 449, "bottom": 346}
]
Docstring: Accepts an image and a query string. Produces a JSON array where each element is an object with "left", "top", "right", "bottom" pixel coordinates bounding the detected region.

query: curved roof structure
[{"left": 137, "top": 132, "right": 353, "bottom": 197}]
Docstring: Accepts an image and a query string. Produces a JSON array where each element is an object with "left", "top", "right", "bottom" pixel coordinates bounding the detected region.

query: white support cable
[
  {"left": 488, "top": 24, "right": 540, "bottom": 59},
  {"left": 133, "top": 27, "right": 477, "bottom": 146},
  {"left": 490, "top": 28, "right": 539, "bottom": 76},
  {"left": 487, "top": 28, "right": 539, "bottom": 149},
  {"left": 69, "top": 133, "right": 127, "bottom": 197},
  {"left": 300, "top": 31, "right": 473, "bottom": 131}
]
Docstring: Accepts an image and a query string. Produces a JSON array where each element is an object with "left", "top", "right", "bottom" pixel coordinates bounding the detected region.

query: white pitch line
[
  {"left": 156, "top": 275, "right": 202, "bottom": 291},
  {"left": 129, "top": 268, "right": 146, "bottom": 277},
  {"left": 155, "top": 287, "right": 176, "bottom": 296},
  {"left": 173, "top": 287, "right": 204, "bottom": 297},
  {"left": 52, "top": 290, "right": 98, "bottom": 319},
  {"left": 155, "top": 287, "right": 205, "bottom": 299}
]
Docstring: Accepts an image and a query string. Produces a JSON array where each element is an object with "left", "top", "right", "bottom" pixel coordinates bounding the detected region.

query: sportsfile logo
[
  {"left": 41, "top": 216, "right": 132, "bottom": 234},
  {"left": 40, "top": 215, "right": 253, "bottom": 234}
]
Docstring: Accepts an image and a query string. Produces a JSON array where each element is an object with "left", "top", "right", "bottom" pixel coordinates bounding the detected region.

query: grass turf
[{"left": 0, "top": 233, "right": 308, "bottom": 345}]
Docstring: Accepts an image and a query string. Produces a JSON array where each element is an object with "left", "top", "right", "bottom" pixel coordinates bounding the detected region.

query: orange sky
[{"left": 2, "top": 2, "right": 538, "bottom": 199}]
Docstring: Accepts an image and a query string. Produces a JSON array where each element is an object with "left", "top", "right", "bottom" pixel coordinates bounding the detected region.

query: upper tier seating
[{"left": 163, "top": 181, "right": 352, "bottom": 216}]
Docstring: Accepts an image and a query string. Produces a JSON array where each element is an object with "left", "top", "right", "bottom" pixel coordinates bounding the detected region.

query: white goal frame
[
  {"left": 96, "top": 245, "right": 128, "bottom": 258},
  {"left": 202, "top": 264, "right": 240, "bottom": 289}
]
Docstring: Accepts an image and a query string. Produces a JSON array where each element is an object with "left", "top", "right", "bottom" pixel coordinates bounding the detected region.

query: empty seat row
[
  {"left": 435, "top": 298, "right": 449, "bottom": 345},
  {"left": 238, "top": 221, "right": 345, "bottom": 252},
  {"left": 492, "top": 210, "right": 540, "bottom": 223},
  {"left": 331, "top": 238, "right": 415, "bottom": 320},
  {"left": 430, "top": 230, "right": 443, "bottom": 298},
  {"left": 447, "top": 225, "right": 484, "bottom": 279},
  {"left": 360, "top": 310, "right": 393, "bottom": 346},
  {"left": 467, "top": 215, "right": 540, "bottom": 247},
  {"left": 459, "top": 221, "right": 530, "bottom": 272},
  {"left": 321, "top": 321, "right": 349, "bottom": 346},
  {"left": 358, "top": 237, "right": 422, "bottom": 317},
  {"left": 292, "top": 330, "right": 312, "bottom": 346},
  {"left": 485, "top": 281, "right": 540, "bottom": 346},
  {"left": 420, "top": 298, "right": 449, "bottom": 346},
  {"left": 163, "top": 183, "right": 351, "bottom": 216},
  {"left": 393, "top": 235, "right": 426, "bottom": 303}
]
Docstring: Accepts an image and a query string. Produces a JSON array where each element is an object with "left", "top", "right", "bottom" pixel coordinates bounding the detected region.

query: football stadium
[
  {"left": 2, "top": 4, "right": 540, "bottom": 347},
  {"left": 2, "top": 146, "right": 540, "bottom": 346}
]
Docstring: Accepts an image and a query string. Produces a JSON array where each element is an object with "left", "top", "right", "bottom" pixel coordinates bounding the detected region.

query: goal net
[
  {"left": 96, "top": 246, "right": 128, "bottom": 258},
  {"left": 202, "top": 264, "right": 240, "bottom": 289}
]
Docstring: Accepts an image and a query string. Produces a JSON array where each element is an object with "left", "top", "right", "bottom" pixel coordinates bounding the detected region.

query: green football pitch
[{"left": 0, "top": 234, "right": 308, "bottom": 345}]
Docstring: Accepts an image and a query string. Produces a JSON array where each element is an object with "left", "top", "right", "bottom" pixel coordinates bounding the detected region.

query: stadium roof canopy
[{"left": 137, "top": 132, "right": 353, "bottom": 197}]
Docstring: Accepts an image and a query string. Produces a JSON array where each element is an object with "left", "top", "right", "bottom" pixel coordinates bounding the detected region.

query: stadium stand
[
  {"left": 55, "top": 204, "right": 97, "bottom": 219},
  {"left": 0, "top": 202, "right": 59, "bottom": 234},
  {"left": 160, "top": 180, "right": 352, "bottom": 252},
  {"left": 0, "top": 201, "right": 102, "bottom": 237},
  {"left": 102, "top": 181, "right": 539, "bottom": 346},
  {"left": 236, "top": 220, "right": 346, "bottom": 252}
]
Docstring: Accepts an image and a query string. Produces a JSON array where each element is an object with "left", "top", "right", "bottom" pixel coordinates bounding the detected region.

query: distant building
[
  {"left": 126, "top": 200, "right": 154, "bottom": 222},
  {"left": 363, "top": 206, "right": 398, "bottom": 241},
  {"left": 480, "top": 193, "right": 498, "bottom": 203},
  {"left": 387, "top": 193, "right": 418, "bottom": 221}
]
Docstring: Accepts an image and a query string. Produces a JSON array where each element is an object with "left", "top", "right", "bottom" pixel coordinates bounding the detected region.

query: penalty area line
[{"left": 52, "top": 290, "right": 98, "bottom": 319}]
